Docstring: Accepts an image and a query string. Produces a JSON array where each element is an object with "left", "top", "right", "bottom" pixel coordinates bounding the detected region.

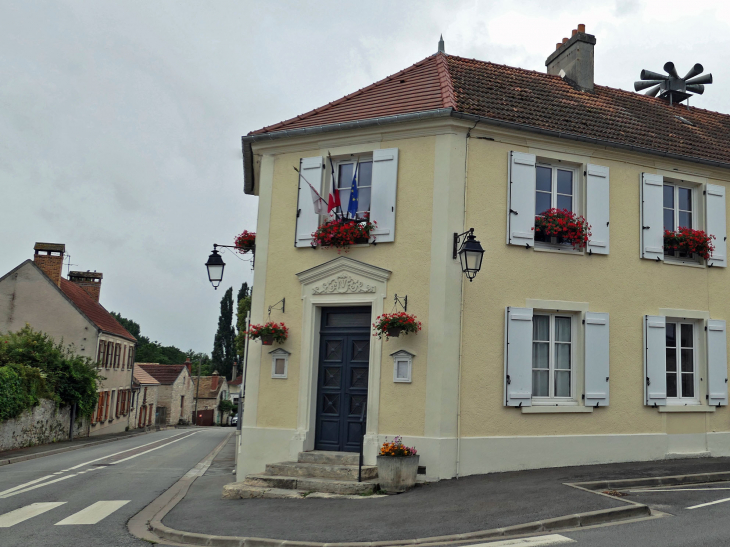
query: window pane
[
  {"left": 396, "top": 361, "right": 409, "bottom": 380},
  {"left": 555, "top": 371, "right": 571, "bottom": 397},
  {"left": 555, "top": 343, "right": 571, "bottom": 370},
  {"left": 681, "top": 373, "right": 695, "bottom": 398},
  {"left": 532, "top": 370, "right": 549, "bottom": 397},
  {"left": 678, "top": 211, "right": 692, "bottom": 229},
  {"left": 664, "top": 209, "right": 675, "bottom": 231},
  {"left": 338, "top": 188, "right": 350, "bottom": 207},
  {"left": 357, "top": 187, "right": 371, "bottom": 213},
  {"left": 532, "top": 342, "right": 549, "bottom": 369},
  {"left": 557, "top": 195, "right": 572, "bottom": 212},
  {"left": 666, "top": 323, "right": 676, "bottom": 346},
  {"left": 338, "top": 164, "right": 354, "bottom": 189},
  {"left": 358, "top": 161, "right": 372, "bottom": 187},
  {"left": 557, "top": 170, "right": 573, "bottom": 195},
  {"left": 536, "top": 192, "right": 551, "bottom": 215},
  {"left": 555, "top": 317, "right": 571, "bottom": 342},
  {"left": 274, "top": 359, "right": 286, "bottom": 376},
  {"left": 663, "top": 185, "right": 674, "bottom": 208},
  {"left": 536, "top": 166, "right": 551, "bottom": 192},
  {"left": 533, "top": 316, "right": 549, "bottom": 341},
  {"left": 678, "top": 187, "right": 692, "bottom": 211},
  {"left": 681, "top": 349, "right": 694, "bottom": 372},
  {"left": 667, "top": 373, "right": 678, "bottom": 398},
  {"left": 327, "top": 313, "right": 371, "bottom": 327},
  {"left": 681, "top": 324, "right": 693, "bottom": 347},
  {"left": 666, "top": 348, "right": 677, "bottom": 372}
]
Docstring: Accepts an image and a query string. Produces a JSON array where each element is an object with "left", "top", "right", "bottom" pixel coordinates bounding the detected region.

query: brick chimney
[
  {"left": 33, "top": 242, "right": 65, "bottom": 287},
  {"left": 546, "top": 24, "right": 596, "bottom": 92},
  {"left": 68, "top": 271, "right": 103, "bottom": 302},
  {"left": 211, "top": 371, "right": 219, "bottom": 391}
]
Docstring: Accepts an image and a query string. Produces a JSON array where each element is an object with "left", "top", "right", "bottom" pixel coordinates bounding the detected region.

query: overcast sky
[{"left": 3, "top": 0, "right": 730, "bottom": 354}]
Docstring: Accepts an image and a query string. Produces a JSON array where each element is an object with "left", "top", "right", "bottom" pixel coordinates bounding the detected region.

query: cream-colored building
[
  {"left": 237, "top": 28, "right": 730, "bottom": 481},
  {"left": 0, "top": 243, "right": 137, "bottom": 436}
]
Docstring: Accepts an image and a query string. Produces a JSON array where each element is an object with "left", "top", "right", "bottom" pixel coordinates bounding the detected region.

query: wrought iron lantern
[
  {"left": 453, "top": 228, "right": 484, "bottom": 281},
  {"left": 205, "top": 246, "right": 226, "bottom": 290}
]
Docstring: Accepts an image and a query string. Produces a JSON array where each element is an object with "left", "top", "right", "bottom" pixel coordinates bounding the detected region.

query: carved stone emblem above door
[{"left": 312, "top": 274, "right": 376, "bottom": 295}]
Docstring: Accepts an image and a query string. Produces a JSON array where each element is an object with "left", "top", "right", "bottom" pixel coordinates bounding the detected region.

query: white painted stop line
[
  {"left": 55, "top": 500, "right": 130, "bottom": 525},
  {"left": 0, "top": 502, "right": 66, "bottom": 527},
  {"left": 468, "top": 534, "right": 576, "bottom": 546}
]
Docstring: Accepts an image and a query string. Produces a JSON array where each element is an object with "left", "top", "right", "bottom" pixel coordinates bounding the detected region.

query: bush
[
  {"left": 0, "top": 363, "right": 50, "bottom": 420},
  {"left": 218, "top": 399, "right": 235, "bottom": 414}
]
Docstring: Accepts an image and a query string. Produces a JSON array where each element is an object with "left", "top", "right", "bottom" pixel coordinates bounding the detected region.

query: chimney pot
[
  {"left": 572, "top": 29, "right": 577, "bottom": 36},
  {"left": 68, "top": 270, "right": 103, "bottom": 302},
  {"left": 562, "top": 37, "right": 569, "bottom": 44},
  {"left": 33, "top": 242, "right": 65, "bottom": 287},
  {"left": 556, "top": 43, "right": 562, "bottom": 50},
  {"left": 578, "top": 23, "right": 586, "bottom": 33}
]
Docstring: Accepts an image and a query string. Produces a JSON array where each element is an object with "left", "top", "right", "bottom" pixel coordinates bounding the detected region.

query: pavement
[{"left": 162, "top": 442, "right": 730, "bottom": 544}]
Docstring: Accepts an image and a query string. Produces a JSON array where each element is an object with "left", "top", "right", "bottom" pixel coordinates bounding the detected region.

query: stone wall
[
  {"left": 157, "top": 373, "right": 195, "bottom": 426},
  {"left": 0, "top": 399, "right": 89, "bottom": 451}
]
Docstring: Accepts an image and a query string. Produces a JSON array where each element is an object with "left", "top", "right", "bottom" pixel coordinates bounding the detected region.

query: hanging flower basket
[
  {"left": 247, "top": 322, "right": 288, "bottom": 345},
  {"left": 234, "top": 230, "right": 256, "bottom": 254},
  {"left": 311, "top": 216, "right": 376, "bottom": 252},
  {"left": 377, "top": 436, "right": 419, "bottom": 493},
  {"left": 373, "top": 313, "right": 422, "bottom": 341},
  {"left": 533, "top": 209, "right": 591, "bottom": 249},
  {"left": 664, "top": 228, "right": 715, "bottom": 260}
]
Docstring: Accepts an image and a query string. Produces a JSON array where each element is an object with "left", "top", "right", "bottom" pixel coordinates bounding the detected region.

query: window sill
[
  {"left": 533, "top": 244, "right": 583, "bottom": 256},
  {"left": 663, "top": 258, "right": 705, "bottom": 269},
  {"left": 658, "top": 405, "right": 716, "bottom": 413},
  {"left": 522, "top": 405, "right": 594, "bottom": 414}
]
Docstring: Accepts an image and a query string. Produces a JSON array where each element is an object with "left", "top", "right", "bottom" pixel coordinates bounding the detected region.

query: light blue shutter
[
  {"left": 505, "top": 307, "right": 533, "bottom": 407},
  {"left": 706, "top": 184, "right": 727, "bottom": 268},
  {"left": 644, "top": 315, "right": 667, "bottom": 406},
  {"left": 507, "top": 152, "right": 536, "bottom": 247},
  {"left": 707, "top": 320, "right": 728, "bottom": 406},
  {"left": 584, "top": 312, "right": 610, "bottom": 406},
  {"left": 295, "top": 156, "right": 324, "bottom": 248},
  {"left": 369, "top": 148, "right": 399, "bottom": 243},
  {"left": 586, "top": 164, "right": 610, "bottom": 255},
  {"left": 641, "top": 173, "right": 664, "bottom": 260}
]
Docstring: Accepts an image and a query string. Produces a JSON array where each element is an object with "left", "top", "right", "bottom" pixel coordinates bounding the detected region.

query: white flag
[{"left": 308, "top": 182, "right": 328, "bottom": 215}]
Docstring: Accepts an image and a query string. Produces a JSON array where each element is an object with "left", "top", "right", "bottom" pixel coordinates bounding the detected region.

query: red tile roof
[
  {"left": 59, "top": 278, "right": 136, "bottom": 342},
  {"left": 248, "top": 53, "right": 730, "bottom": 167},
  {"left": 138, "top": 363, "right": 189, "bottom": 385},
  {"left": 133, "top": 365, "right": 161, "bottom": 386},
  {"left": 228, "top": 375, "right": 243, "bottom": 386},
  {"left": 192, "top": 375, "right": 227, "bottom": 399}
]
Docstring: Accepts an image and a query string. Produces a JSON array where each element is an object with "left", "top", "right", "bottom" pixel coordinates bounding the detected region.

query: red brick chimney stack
[
  {"left": 33, "top": 242, "right": 65, "bottom": 287},
  {"left": 68, "top": 270, "right": 103, "bottom": 302},
  {"left": 211, "top": 371, "right": 219, "bottom": 391}
]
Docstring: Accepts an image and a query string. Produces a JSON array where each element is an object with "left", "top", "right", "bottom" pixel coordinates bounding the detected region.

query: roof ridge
[
  {"left": 435, "top": 52, "right": 456, "bottom": 109},
  {"left": 250, "top": 54, "right": 441, "bottom": 135}
]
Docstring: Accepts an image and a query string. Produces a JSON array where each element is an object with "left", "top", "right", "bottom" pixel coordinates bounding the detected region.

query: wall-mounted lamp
[
  {"left": 453, "top": 228, "right": 484, "bottom": 282},
  {"left": 205, "top": 246, "right": 226, "bottom": 289}
]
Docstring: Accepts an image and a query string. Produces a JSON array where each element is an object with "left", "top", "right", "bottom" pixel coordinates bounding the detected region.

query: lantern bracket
[
  {"left": 268, "top": 298, "right": 285, "bottom": 319},
  {"left": 393, "top": 294, "right": 408, "bottom": 313},
  {"left": 453, "top": 228, "right": 476, "bottom": 259}
]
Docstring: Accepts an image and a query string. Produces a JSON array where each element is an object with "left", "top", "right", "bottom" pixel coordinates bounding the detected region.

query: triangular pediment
[{"left": 296, "top": 257, "right": 391, "bottom": 294}]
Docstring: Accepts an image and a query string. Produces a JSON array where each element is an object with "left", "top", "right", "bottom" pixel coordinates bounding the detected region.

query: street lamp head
[
  {"left": 458, "top": 231, "right": 484, "bottom": 282},
  {"left": 205, "top": 247, "right": 226, "bottom": 289}
]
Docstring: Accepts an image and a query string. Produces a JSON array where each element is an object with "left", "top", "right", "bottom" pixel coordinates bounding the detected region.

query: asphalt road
[{"left": 0, "top": 427, "right": 230, "bottom": 547}]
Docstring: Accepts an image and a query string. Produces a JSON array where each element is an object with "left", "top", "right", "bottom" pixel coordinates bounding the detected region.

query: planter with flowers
[
  {"left": 377, "top": 436, "right": 419, "bottom": 493},
  {"left": 533, "top": 208, "right": 591, "bottom": 250},
  {"left": 311, "top": 216, "right": 376, "bottom": 252},
  {"left": 234, "top": 230, "right": 256, "bottom": 254},
  {"left": 664, "top": 228, "right": 715, "bottom": 260},
  {"left": 373, "top": 312, "right": 422, "bottom": 341},
  {"left": 247, "top": 322, "right": 288, "bottom": 346}
]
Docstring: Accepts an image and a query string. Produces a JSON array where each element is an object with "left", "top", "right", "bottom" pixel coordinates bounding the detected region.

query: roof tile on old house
[
  {"left": 133, "top": 365, "right": 161, "bottom": 386},
  {"left": 58, "top": 278, "right": 136, "bottom": 342},
  {"left": 228, "top": 375, "right": 243, "bottom": 386},
  {"left": 193, "top": 376, "right": 226, "bottom": 399},
  {"left": 138, "top": 363, "right": 189, "bottom": 385},
  {"left": 248, "top": 52, "right": 730, "bottom": 167}
]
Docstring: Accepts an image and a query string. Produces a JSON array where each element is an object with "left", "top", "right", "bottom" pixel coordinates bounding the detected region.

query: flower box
[
  {"left": 311, "top": 217, "right": 376, "bottom": 252},
  {"left": 377, "top": 436, "right": 419, "bottom": 493},
  {"left": 373, "top": 313, "right": 421, "bottom": 341},
  {"left": 663, "top": 228, "right": 715, "bottom": 260},
  {"left": 234, "top": 230, "right": 256, "bottom": 254},
  {"left": 533, "top": 209, "right": 591, "bottom": 250},
  {"left": 247, "top": 322, "right": 288, "bottom": 345}
]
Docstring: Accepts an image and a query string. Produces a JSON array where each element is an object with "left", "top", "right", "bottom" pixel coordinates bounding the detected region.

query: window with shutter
[
  {"left": 641, "top": 174, "right": 665, "bottom": 261},
  {"left": 505, "top": 307, "right": 534, "bottom": 406},
  {"left": 370, "top": 148, "right": 399, "bottom": 243},
  {"left": 586, "top": 164, "right": 610, "bottom": 255},
  {"left": 706, "top": 184, "right": 727, "bottom": 268},
  {"left": 644, "top": 315, "right": 667, "bottom": 406},
  {"left": 584, "top": 312, "right": 610, "bottom": 407},
  {"left": 531, "top": 313, "right": 574, "bottom": 400},
  {"left": 707, "top": 320, "right": 728, "bottom": 406},
  {"left": 295, "top": 156, "right": 324, "bottom": 248},
  {"left": 507, "top": 152, "right": 536, "bottom": 247}
]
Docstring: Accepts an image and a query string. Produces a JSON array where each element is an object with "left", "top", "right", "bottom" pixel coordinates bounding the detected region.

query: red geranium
[
  {"left": 534, "top": 208, "right": 591, "bottom": 250},
  {"left": 234, "top": 230, "right": 256, "bottom": 254},
  {"left": 664, "top": 228, "right": 715, "bottom": 260},
  {"left": 311, "top": 216, "right": 376, "bottom": 252},
  {"left": 373, "top": 312, "right": 422, "bottom": 341},
  {"left": 246, "top": 322, "right": 288, "bottom": 344}
]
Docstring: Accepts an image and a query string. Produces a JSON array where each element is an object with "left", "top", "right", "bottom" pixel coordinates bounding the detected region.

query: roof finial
[{"left": 438, "top": 34, "right": 445, "bottom": 54}]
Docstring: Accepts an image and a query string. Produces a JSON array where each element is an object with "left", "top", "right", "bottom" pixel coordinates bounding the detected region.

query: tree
[
  {"left": 186, "top": 351, "right": 213, "bottom": 377},
  {"left": 235, "top": 282, "right": 252, "bottom": 366},
  {"left": 211, "top": 287, "right": 236, "bottom": 378}
]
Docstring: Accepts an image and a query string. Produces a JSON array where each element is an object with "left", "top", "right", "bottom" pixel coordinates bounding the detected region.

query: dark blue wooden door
[{"left": 315, "top": 307, "right": 371, "bottom": 452}]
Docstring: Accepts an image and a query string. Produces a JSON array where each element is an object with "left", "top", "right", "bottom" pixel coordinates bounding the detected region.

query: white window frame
[
  {"left": 531, "top": 312, "right": 577, "bottom": 404},
  {"left": 330, "top": 155, "right": 374, "bottom": 218},
  {"left": 665, "top": 318, "right": 700, "bottom": 405},
  {"left": 270, "top": 348, "right": 290, "bottom": 379},
  {"left": 390, "top": 350, "right": 415, "bottom": 383},
  {"left": 662, "top": 180, "right": 703, "bottom": 264},
  {"left": 533, "top": 162, "right": 581, "bottom": 251}
]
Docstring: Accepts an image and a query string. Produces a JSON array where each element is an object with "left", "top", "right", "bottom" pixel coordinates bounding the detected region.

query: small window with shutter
[{"left": 390, "top": 350, "right": 414, "bottom": 383}]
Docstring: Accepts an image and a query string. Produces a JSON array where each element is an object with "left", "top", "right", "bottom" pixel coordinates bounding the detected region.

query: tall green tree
[
  {"left": 235, "top": 282, "right": 252, "bottom": 366},
  {"left": 212, "top": 287, "right": 236, "bottom": 378}
]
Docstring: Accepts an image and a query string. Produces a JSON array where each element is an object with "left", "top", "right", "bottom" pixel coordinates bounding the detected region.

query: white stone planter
[{"left": 376, "top": 455, "right": 419, "bottom": 493}]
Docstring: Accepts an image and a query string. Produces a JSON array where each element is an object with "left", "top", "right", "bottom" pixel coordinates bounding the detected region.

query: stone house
[
  {"left": 238, "top": 25, "right": 730, "bottom": 482},
  {"left": 228, "top": 374, "right": 244, "bottom": 409},
  {"left": 132, "top": 364, "right": 160, "bottom": 429},
  {"left": 138, "top": 362, "right": 195, "bottom": 425},
  {"left": 192, "top": 372, "right": 229, "bottom": 424},
  {"left": 0, "top": 242, "right": 137, "bottom": 436}
]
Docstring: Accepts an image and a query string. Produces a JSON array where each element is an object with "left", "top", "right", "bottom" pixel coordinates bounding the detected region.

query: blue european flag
[{"left": 347, "top": 162, "right": 359, "bottom": 218}]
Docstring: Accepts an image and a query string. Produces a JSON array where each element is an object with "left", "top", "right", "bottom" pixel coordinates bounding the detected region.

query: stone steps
[
  {"left": 245, "top": 473, "right": 377, "bottom": 494},
  {"left": 265, "top": 461, "right": 378, "bottom": 481},
  {"left": 297, "top": 450, "right": 359, "bottom": 465}
]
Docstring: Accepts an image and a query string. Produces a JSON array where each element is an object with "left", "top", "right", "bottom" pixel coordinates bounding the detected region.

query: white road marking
[
  {"left": 111, "top": 432, "right": 197, "bottom": 464},
  {"left": 0, "top": 502, "right": 66, "bottom": 527},
  {"left": 629, "top": 487, "right": 730, "bottom": 493},
  {"left": 468, "top": 534, "right": 576, "bottom": 546},
  {"left": 0, "top": 473, "right": 83, "bottom": 499},
  {"left": 55, "top": 500, "right": 130, "bottom": 525},
  {"left": 0, "top": 475, "right": 56, "bottom": 497},
  {"left": 687, "top": 496, "right": 730, "bottom": 510}
]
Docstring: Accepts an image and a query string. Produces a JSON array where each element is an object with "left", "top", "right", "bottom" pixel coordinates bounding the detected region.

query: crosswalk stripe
[
  {"left": 468, "top": 534, "right": 576, "bottom": 546},
  {"left": 55, "top": 500, "right": 130, "bottom": 525},
  {"left": 0, "top": 502, "right": 66, "bottom": 527}
]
